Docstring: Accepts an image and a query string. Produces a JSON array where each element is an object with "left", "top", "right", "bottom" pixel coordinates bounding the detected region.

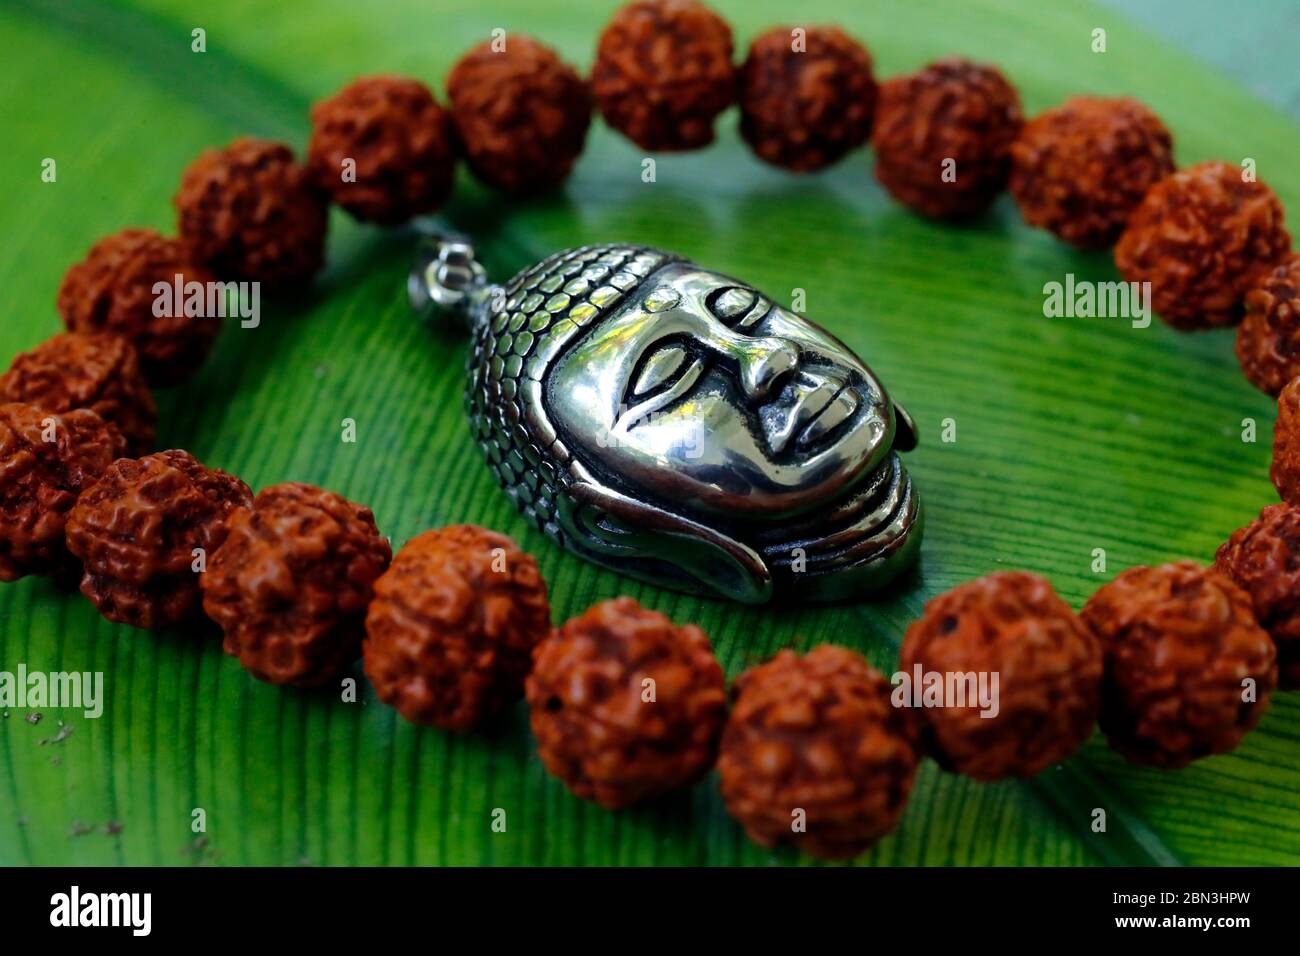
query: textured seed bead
[
  {"left": 525, "top": 596, "right": 727, "bottom": 810},
  {"left": 1081, "top": 561, "right": 1277, "bottom": 768},
  {"left": 201, "top": 482, "right": 392, "bottom": 687},
  {"left": 65, "top": 449, "right": 252, "bottom": 630},
  {"left": 871, "top": 57, "right": 1024, "bottom": 219},
  {"left": 1217, "top": 503, "right": 1300, "bottom": 690},
  {"left": 900, "top": 571, "right": 1103, "bottom": 780},
  {"left": 738, "top": 25, "right": 877, "bottom": 172},
  {"left": 0, "top": 332, "right": 156, "bottom": 456},
  {"left": 718, "top": 645, "right": 918, "bottom": 860},
  {"left": 591, "top": 0, "right": 735, "bottom": 151},
  {"left": 1115, "top": 161, "right": 1291, "bottom": 330},
  {"left": 447, "top": 35, "right": 591, "bottom": 194},
  {"left": 1271, "top": 377, "right": 1300, "bottom": 505},
  {"left": 1236, "top": 252, "right": 1300, "bottom": 395},
  {"left": 175, "top": 138, "right": 328, "bottom": 287},
  {"left": 56, "top": 228, "right": 221, "bottom": 385},
  {"left": 363, "top": 525, "right": 551, "bottom": 732},
  {"left": 1009, "top": 96, "right": 1175, "bottom": 249},
  {"left": 307, "top": 75, "right": 457, "bottom": 224},
  {"left": 0, "top": 402, "right": 126, "bottom": 582}
]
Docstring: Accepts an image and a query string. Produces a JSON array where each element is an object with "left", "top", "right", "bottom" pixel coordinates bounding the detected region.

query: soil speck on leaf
[
  {"left": 39, "top": 722, "right": 72, "bottom": 745},
  {"left": 182, "top": 835, "right": 219, "bottom": 865}
]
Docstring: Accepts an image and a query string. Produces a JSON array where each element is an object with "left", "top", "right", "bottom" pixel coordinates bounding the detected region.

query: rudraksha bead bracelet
[{"left": 3, "top": 0, "right": 1296, "bottom": 860}]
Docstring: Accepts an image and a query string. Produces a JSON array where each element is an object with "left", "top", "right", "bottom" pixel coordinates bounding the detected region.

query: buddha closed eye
[{"left": 548, "top": 262, "right": 897, "bottom": 518}]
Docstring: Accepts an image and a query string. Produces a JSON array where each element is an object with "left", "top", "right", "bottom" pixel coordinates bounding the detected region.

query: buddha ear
[
  {"left": 558, "top": 479, "right": 774, "bottom": 604},
  {"left": 892, "top": 400, "right": 918, "bottom": 452}
]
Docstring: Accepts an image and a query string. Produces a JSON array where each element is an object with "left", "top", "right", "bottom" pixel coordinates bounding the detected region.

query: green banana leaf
[{"left": 1, "top": 0, "right": 1297, "bottom": 866}]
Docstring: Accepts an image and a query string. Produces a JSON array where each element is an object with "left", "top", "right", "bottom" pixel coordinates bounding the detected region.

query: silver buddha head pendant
[{"left": 411, "top": 234, "right": 921, "bottom": 604}]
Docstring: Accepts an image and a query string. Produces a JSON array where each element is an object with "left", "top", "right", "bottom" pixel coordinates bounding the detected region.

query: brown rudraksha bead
[
  {"left": 0, "top": 402, "right": 125, "bottom": 582},
  {"left": 1115, "top": 161, "right": 1291, "bottom": 330},
  {"left": 363, "top": 525, "right": 550, "bottom": 732},
  {"left": 175, "top": 138, "right": 328, "bottom": 286},
  {"left": 1217, "top": 503, "right": 1300, "bottom": 689},
  {"left": 56, "top": 228, "right": 221, "bottom": 385},
  {"left": 1236, "top": 253, "right": 1300, "bottom": 395},
  {"left": 591, "top": 0, "right": 735, "bottom": 152},
  {"left": 64, "top": 449, "right": 252, "bottom": 630},
  {"left": 201, "top": 482, "right": 391, "bottom": 687},
  {"left": 447, "top": 35, "right": 591, "bottom": 194},
  {"left": 0, "top": 332, "right": 156, "bottom": 456},
  {"left": 718, "top": 645, "right": 918, "bottom": 859},
  {"left": 1010, "top": 96, "right": 1175, "bottom": 249},
  {"left": 526, "top": 596, "right": 726, "bottom": 810},
  {"left": 871, "top": 57, "right": 1024, "bottom": 219},
  {"left": 1271, "top": 376, "right": 1300, "bottom": 505},
  {"left": 738, "top": 25, "right": 877, "bottom": 172},
  {"left": 1081, "top": 561, "right": 1277, "bottom": 767},
  {"left": 899, "top": 571, "right": 1103, "bottom": 780},
  {"left": 307, "top": 75, "right": 457, "bottom": 224}
]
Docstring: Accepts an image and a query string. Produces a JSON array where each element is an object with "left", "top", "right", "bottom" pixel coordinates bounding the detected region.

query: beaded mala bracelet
[{"left": 2, "top": 0, "right": 1297, "bottom": 860}]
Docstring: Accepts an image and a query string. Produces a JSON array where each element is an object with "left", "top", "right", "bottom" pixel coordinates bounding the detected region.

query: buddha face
[{"left": 547, "top": 262, "right": 899, "bottom": 519}]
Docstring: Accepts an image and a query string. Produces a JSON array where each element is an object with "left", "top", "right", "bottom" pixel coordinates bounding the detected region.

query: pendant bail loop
[{"left": 407, "top": 229, "right": 499, "bottom": 334}]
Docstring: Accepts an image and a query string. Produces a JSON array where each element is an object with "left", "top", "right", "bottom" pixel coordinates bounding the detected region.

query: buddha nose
[{"left": 736, "top": 336, "right": 799, "bottom": 401}]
